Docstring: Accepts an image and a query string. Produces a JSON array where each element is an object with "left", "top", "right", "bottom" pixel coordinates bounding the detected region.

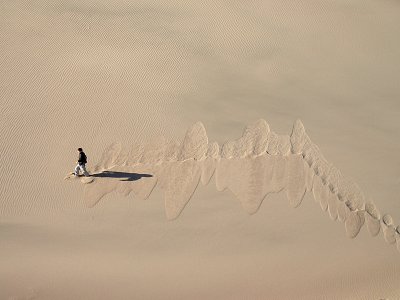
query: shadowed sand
[{"left": 91, "top": 171, "right": 153, "bottom": 181}]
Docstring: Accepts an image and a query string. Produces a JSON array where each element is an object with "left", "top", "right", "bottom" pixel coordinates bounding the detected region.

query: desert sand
[{"left": 1, "top": 0, "right": 400, "bottom": 299}]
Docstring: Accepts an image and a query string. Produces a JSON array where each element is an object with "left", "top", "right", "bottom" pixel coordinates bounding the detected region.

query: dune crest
[{"left": 78, "top": 119, "right": 400, "bottom": 253}]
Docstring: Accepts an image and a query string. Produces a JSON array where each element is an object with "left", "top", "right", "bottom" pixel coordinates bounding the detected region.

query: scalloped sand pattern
[{"left": 79, "top": 119, "right": 399, "bottom": 253}]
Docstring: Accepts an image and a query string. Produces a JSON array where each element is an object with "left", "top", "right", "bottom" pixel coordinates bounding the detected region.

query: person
[{"left": 74, "top": 148, "right": 90, "bottom": 177}]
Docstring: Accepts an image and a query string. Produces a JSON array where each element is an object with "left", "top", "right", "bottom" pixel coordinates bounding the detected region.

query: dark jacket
[{"left": 78, "top": 151, "right": 87, "bottom": 165}]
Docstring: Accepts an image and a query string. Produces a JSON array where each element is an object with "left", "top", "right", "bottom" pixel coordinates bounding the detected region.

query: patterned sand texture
[{"left": 76, "top": 119, "right": 400, "bottom": 253}]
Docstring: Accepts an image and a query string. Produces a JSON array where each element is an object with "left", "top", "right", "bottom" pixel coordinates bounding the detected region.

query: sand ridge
[{"left": 70, "top": 119, "right": 400, "bottom": 253}]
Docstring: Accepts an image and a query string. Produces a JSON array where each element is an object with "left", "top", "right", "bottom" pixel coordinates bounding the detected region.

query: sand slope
[{"left": 1, "top": 0, "right": 400, "bottom": 299}]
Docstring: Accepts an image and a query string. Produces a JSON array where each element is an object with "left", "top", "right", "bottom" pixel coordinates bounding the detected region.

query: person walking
[{"left": 74, "top": 148, "right": 90, "bottom": 177}]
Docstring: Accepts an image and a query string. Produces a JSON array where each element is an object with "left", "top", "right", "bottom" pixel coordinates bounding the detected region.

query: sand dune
[{"left": 2, "top": 0, "right": 400, "bottom": 298}]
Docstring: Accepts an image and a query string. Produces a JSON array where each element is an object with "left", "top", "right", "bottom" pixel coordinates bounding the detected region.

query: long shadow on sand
[{"left": 91, "top": 171, "right": 153, "bottom": 181}]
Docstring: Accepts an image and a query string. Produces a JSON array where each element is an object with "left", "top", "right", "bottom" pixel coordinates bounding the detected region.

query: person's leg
[
  {"left": 80, "top": 164, "right": 90, "bottom": 177},
  {"left": 74, "top": 164, "right": 81, "bottom": 176}
]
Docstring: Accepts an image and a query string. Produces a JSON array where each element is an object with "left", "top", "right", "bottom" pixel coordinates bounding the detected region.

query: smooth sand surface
[{"left": 1, "top": 0, "right": 400, "bottom": 299}]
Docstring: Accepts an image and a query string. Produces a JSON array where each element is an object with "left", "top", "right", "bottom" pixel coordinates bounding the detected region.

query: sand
[{"left": 1, "top": 0, "right": 400, "bottom": 299}]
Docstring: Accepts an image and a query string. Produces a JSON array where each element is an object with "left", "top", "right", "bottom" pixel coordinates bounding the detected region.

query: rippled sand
[{"left": 1, "top": 0, "right": 400, "bottom": 299}]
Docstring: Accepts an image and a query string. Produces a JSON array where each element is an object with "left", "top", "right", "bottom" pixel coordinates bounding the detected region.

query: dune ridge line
[{"left": 76, "top": 119, "right": 400, "bottom": 253}]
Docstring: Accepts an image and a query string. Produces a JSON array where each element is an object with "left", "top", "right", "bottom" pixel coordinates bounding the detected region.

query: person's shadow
[{"left": 91, "top": 171, "right": 153, "bottom": 182}]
